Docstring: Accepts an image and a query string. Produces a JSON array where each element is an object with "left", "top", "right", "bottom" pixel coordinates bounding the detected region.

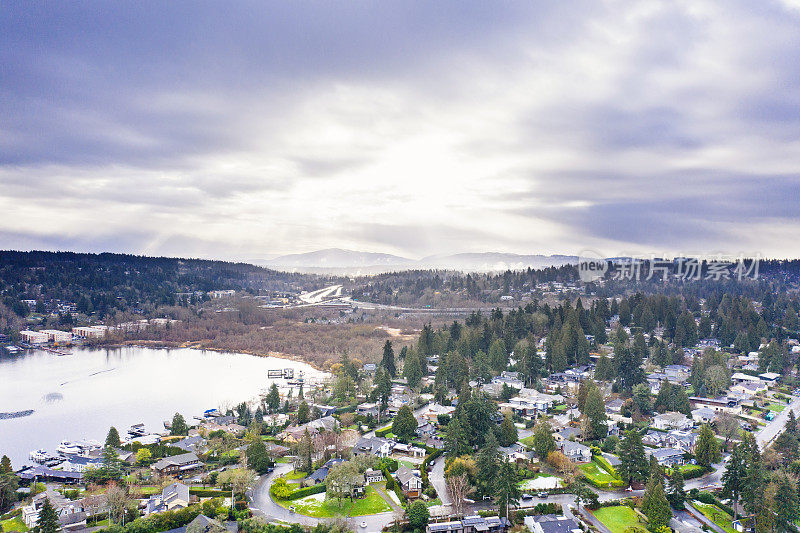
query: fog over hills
[{"left": 258, "top": 248, "right": 578, "bottom": 274}]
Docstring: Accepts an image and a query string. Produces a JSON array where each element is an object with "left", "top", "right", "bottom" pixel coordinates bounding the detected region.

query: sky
[{"left": 2, "top": 0, "right": 800, "bottom": 262}]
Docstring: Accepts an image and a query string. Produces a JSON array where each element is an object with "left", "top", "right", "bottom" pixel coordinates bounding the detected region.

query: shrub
[
  {"left": 286, "top": 484, "right": 326, "bottom": 500},
  {"left": 375, "top": 426, "right": 392, "bottom": 438}
]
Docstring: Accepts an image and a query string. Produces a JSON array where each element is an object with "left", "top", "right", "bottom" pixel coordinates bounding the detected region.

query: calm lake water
[{"left": 0, "top": 346, "right": 327, "bottom": 468}]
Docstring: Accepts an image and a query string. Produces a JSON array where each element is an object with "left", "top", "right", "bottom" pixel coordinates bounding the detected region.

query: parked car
[
  {"left": 521, "top": 493, "right": 533, "bottom": 500},
  {"left": 538, "top": 492, "right": 548, "bottom": 499},
  {"left": 360, "top": 522, "right": 367, "bottom": 529}
]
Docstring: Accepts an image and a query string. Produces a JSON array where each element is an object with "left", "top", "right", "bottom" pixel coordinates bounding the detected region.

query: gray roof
[
  {"left": 152, "top": 452, "right": 200, "bottom": 470},
  {"left": 527, "top": 515, "right": 581, "bottom": 533}
]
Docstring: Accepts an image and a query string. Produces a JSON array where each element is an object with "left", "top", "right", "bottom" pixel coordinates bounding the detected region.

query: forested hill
[{"left": 0, "top": 250, "right": 329, "bottom": 322}]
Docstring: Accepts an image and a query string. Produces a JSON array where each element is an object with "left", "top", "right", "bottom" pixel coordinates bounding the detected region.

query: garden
[
  {"left": 692, "top": 501, "right": 736, "bottom": 533},
  {"left": 579, "top": 458, "right": 624, "bottom": 488},
  {"left": 275, "top": 485, "right": 392, "bottom": 518}
]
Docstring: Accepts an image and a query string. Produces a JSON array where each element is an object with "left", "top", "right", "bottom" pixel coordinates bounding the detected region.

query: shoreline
[{"left": 94, "top": 339, "right": 327, "bottom": 372}]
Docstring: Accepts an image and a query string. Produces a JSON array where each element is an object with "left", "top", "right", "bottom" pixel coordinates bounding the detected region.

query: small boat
[
  {"left": 29, "top": 449, "right": 49, "bottom": 463},
  {"left": 5, "top": 346, "right": 19, "bottom": 353}
]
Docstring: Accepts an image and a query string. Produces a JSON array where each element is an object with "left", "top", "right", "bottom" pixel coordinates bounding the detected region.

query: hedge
[
  {"left": 677, "top": 464, "right": 710, "bottom": 480},
  {"left": 594, "top": 455, "right": 619, "bottom": 477},
  {"left": 375, "top": 426, "right": 392, "bottom": 438},
  {"left": 189, "top": 489, "right": 228, "bottom": 498},
  {"left": 692, "top": 491, "right": 735, "bottom": 517},
  {"left": 285, "top": 483, "right": 326, "bottom": 500}
]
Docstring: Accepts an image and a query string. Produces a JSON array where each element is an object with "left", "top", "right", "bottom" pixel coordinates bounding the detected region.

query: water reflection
[{"left": 0, "top": 346, "right": 327, "bottom": 467}]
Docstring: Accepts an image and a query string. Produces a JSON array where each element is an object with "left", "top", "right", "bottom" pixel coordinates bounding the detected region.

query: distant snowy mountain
[
  {"left": 419, "top": 252, "right": 577, "bottom": 272},
  {"left": 262, "top": 248, "right": 414, "bottom": 271},
  {"left": 258, "top": 249, "right": 578, "bottom": 274}
]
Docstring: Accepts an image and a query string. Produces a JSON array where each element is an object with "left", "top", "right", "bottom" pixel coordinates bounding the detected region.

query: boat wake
[{"left": 59, "top": 367, "right": 116, "bottom": 386}]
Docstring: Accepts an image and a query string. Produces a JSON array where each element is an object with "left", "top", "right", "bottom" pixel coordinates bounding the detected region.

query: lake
[{"left": 0, "top": 346, "right": 328, "bottom": 468}]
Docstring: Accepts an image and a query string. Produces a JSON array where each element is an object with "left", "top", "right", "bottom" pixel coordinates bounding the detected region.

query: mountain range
[{"left": 257, "top": 248, "right": 577, "bottom": 274}]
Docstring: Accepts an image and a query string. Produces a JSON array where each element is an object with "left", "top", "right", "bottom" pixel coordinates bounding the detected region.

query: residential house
[
  {"left": 280, "top": 415, "right": 339, "bottom": 443},
  {"left": 415, "top": 422, "right": 437, "bottom": 437},
  {"left": 730, "top": 381, "right": 767, "bottom": 397},
  {"left": 524, "top": 514, "right": 582, "bottom": 533},
  {"left": 652, "top": 411, "right": 692, "bottom": 431},
  {"left": 554, "top": 427, "right": 583, "bottom": 442},
  {"left": 23, "top": 491, "right": 87, "bottom": 530},
  {"left": 174, "top": 436, "right": 205, "bottom": 453},
  {"left": 364, "top": 469, "right": 383, "bottom": 484},
  {"left": 691, "top": 408, "right": 717, "bottom": 424},
  {"left": 498, "top": 443, "right": 533, "bottom": 464},
  {"left": 427, "top": 516, "right": 511, "bottom": 533},
  {"left": 759, "top": 372, "right": 781, "bottom": 384},
  {"left": 264, "top": 443, "right": 290, "bottom": 457},
  {"left": 558, "top": 441, "right": 591, "bottom": 463},
  {"left": 395, "top": 466, "right": 423, "bottom": 498},
  {"left": 421, "top": 404, "right": 456, "bottom": 423},
  {"left": 312, "top": 405, "right": 337, "bottom": 417},
  {"left": 356, "top": 402, "right": 379, "bottom": 417},
  {"left": 304, "top": 458, "right": 345, "bottom": 486},
  {"left": 646, "top": 447, "right": 685, "bottom": 467},
  {"left": 151, "top": 453, "right": 202, "bottom": 475},
  {"left": 647, "top": 373, "right": 668, "bottom": 394},
  {"left": 145, "top": 482, "right": 191, "bottom": 515},
  {"left": 352, "top": 436, "right": 392, "bottom": 457},
  {"left": 393, "top": 442, "right": 426, "bottom": 458},
  {"left": 605, "top": 398, "right": 625, "bottom": 414},
  {"left": 690, "top": 395, "right": 743, "bottom": 415},
  {"left": 60, "top": 456, "right": 102, "bottom": 473},
  {"left": 731, "top": 373, "right": 764, "bottom": 386}
]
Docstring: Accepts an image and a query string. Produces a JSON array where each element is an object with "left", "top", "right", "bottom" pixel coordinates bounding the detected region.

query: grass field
[
  {"left": 284, "top": 470, "right": 307, "bottom": 481},
  {"left": 693, "top": 501, "right": 736, "bottom": 533},
  {"left": 1, "top": 517, "right": 28, "bottom": 532},
  {"left": 279, "top": 485, "right": 391, "bottom": 517},
  {"left": 592, "top": 506, "right": 642, "bottom": 533},
  {"left": 275, "top": 457, "right": 292, "bottom": 463},
  {"left": 519, "top": 435, "right": 536, "bottom": 447},
  {"left": 765, "top": 402, "right": 786, "bottom": 413}
]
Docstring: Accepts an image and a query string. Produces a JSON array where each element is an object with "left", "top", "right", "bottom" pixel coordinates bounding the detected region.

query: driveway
[
  {"left": 429, "top": 456, "right": 451, "bottom": 507},
  {"left": 756, "top": 394, "right": 800, "bottom": 449}
]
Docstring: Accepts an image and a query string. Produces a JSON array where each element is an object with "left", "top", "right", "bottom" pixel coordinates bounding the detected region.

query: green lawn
[
  {"left": 284, "top": 470, "right": 307, "bottom": 481},
  {"left": 677, "top": 464, "right": 707, "bottom": 477},
  {"left": 278, "top": 485, "right": 391, "bottom": 517},
  {"left": 592, "top": 506, "right": 643, "bottom": 533},
  {"left": 519, "top": 435, "right": 536, "bottom": 447},
  {"left": 693, "top": 501, "right": 736, "bottom": 533},
  {"left": 275, "top": 457, "right": 292, "bottom": 463},
  {"left": 1, "top": 517, "right": 28, "bottom": 532},
  {"left": 765, "top": 402, "right": 786, "bottom": 413},
  {"left": 579, "top": 460, "right": 623, "bottom": 488}
]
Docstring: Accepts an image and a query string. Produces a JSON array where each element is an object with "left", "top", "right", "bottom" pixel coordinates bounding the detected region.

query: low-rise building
[
  {"left": 151, "top": 452, "right": 202, "bottom": 475},
  {"left": 652, "top": 411, "right": 692, "bottom": 430},
  {"left": 145, "top": 482, "right": 191, "bottom": 515},
  {"left": 427, "top": 515, "right": 511, "bottom": 533},
  {"left": 20, "top": 330, "right": 49, "bottom": 344},
  {"left": 524, "top": 514, "right": 582, "bottom": 533},
  {"left": 646, "top": 447, "right": 685, "bottom": 467},
  {"left": 395, "top": 466, "right": 423, "bottom": 498},
  {"left": 558, "top": 441, "right": 591, "bottom": 463}
]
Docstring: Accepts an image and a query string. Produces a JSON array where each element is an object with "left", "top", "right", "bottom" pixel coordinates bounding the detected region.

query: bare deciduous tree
[{"left": 446, "top": 473, "right": 471, "bottom": 517}]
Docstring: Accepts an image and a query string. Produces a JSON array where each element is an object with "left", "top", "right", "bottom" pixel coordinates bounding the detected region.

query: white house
[
  {"left": 364, "top": 469, "right": 383, "bottom": 484},
  {"left": 652, "top": 411, "right": 693, "bottom": 430}
]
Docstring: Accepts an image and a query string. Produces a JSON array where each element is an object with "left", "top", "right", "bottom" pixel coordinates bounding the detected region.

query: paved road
[{"left": 756, "top": 394, "right": 800, "bottom": 449}]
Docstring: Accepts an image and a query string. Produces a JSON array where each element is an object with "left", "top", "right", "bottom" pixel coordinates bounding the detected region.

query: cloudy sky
[{"left": 2, "top": 0, "right": 800, "bottom": 262}]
